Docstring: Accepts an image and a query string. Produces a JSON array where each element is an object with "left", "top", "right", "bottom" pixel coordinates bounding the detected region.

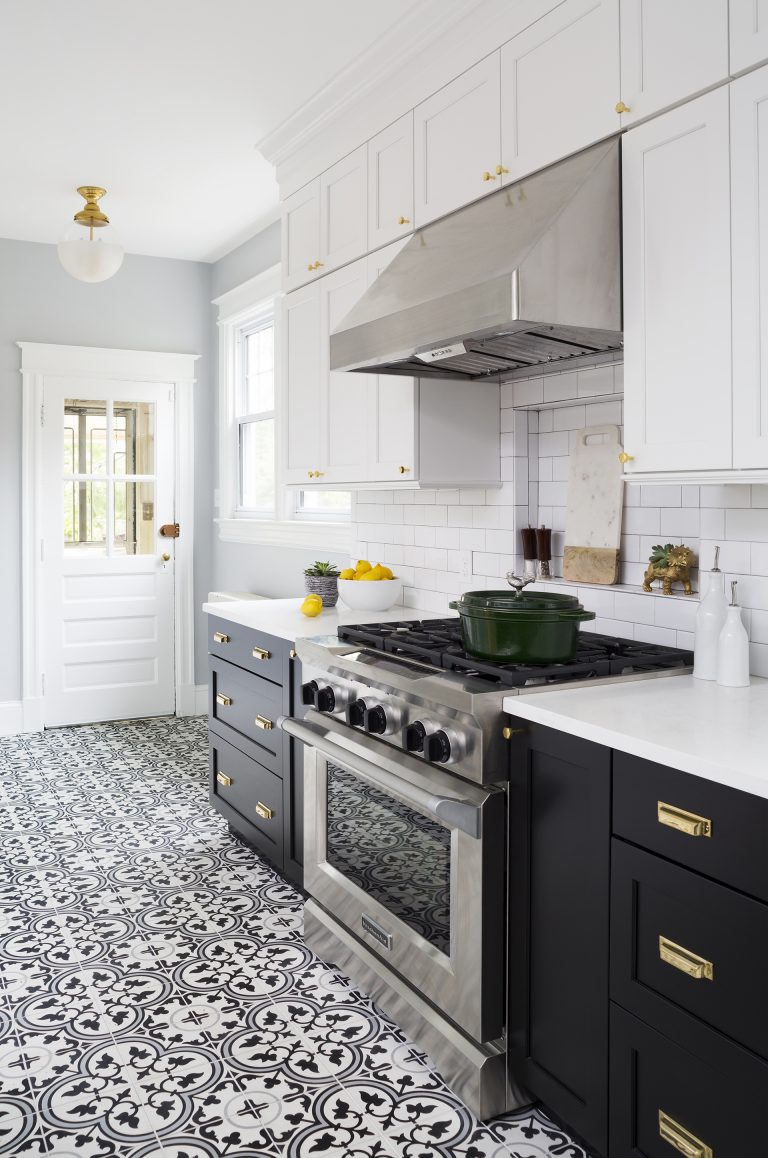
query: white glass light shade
[{"left": 57, "top": 224, "right": 124, "bottom": 283}]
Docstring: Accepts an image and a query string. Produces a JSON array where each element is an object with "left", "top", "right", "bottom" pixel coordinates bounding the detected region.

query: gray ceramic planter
[{"left": 304, "top": 575, "right": 339, "bottom": 608}]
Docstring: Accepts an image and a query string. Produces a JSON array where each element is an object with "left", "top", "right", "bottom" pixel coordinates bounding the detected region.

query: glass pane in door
[
  {"left": 114, "top": 481, "right": 155, "bottom": 555},
  {"left": 63, "top": 402, "right": 108, "bottom": 474},
  {"left": 325, "top": 763, "right": 451, "bottom": 953},
  {"left": 113, "top": 401, "right": 155, "bottom": 475},
  {"left": 64, "top": 481, "right": 108, "bottom": 549}
]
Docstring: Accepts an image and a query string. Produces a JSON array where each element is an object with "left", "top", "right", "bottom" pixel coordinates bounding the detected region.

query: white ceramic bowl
[{"left": 337, "top": 577, "right": 403, "bottom": 611}]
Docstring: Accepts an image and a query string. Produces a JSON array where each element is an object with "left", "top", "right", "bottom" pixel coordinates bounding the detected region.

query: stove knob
[
  {"left": 364, "top": 705, "right": 389, "bottom": 735},
  {"left": 301, "top": 680, "right": 319, "bottom": 706},
  {"left": 405, "top": 721, "right": 427, "bottom": 753},
  {"left": 346, "top": 699, "right": 367, "bottom": 727},
  {"left": 315, "top": 686, "right": 336, "bottom": 713},
  {"left": 426, "top": 730, "right": 452, "bottom": 764}
]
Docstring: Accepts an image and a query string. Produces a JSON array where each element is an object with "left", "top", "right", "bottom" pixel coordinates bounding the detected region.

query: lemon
[
  {"left": 379, "top": 565, "right": 394, "bottom": 579},
  {"left": 300, "top": 595, "right": 323, "bottom": 617},
  {"left": 368, "top": 565, "right": 385, "bottom": 580},
  {"left": 359, "top": 570, "right": 381, "bottom": 581},
  {"left": 339, "top": 568, "right": 355, "bottom": 580},
  {"left": 356, "top": 559, "right": 372, "bottom": 574}
]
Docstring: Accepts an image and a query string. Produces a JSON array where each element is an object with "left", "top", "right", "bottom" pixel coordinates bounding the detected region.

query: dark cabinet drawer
[
  {"left": 610, "top": 1003, "right": 768, "bottom": 1158},
  {"left": 209, "top": 733, "right": 283, "bottom": 865},
  {"left": 612, "top": 840, "right": 768, "bottom": 1062},
  {"left": 208, "top": 614, "right": 286, "bottom": 685},
  {"left": 209, "top": 657, "right": 282, "bottom": 773},
  {"left": 613, "top": 751, "right": 768, "bottom": 903}
]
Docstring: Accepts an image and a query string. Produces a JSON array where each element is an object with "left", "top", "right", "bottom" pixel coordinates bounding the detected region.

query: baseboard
[
  {"left": 177, "top": 683, "right": 208, "bottom": 717},
  {"left": 194, "top": 684, "right": 208, "bottom": 716},
  {"left": 0, "top": 701, "right": 24, "bottom": 737}
]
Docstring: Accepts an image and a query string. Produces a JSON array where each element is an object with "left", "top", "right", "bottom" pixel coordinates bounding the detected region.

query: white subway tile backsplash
[
  {"left": 659, "top": 508, "right": 700, "bottom": 539},
  {"left": 751, "top": 542, "right": 768, "bottom": 575},
  {"left": 577, "top": 364, "right": 614, "bottom": 397},
  {"left": 699, "top": 485, "right": 751, "bottom": 508},
  {"left": 585, "top": 399, "right": 622, "bottom": 425},
  {"left": 641, "top": 485, "right": 681, "bottom": 507},
  {"left": 726, "top": 507, "right": 768, "bottom": 542},
  {"left": 511, "top": 378, "right": 544, "bottom": 407},
  {"left": 414, "top": 526, "right": 437, "bottom": 547},
  {"left": 699, "top": 507, "right": 726, "bottom": 539},
  {"left": 543, "top": 374, "right": 579, "bottom": 403},
  {"left": 623, "top": 507, "right": 661, "bottom": 535},
  {"left": 554, "top": 405, "right": 586, "bottom": 431},
  {"left": 460, "top": 528, "right": 486, "bottom": 551},
  {"left": 613, "top": 592, "right": 656, "bottom": 625},
  {"left": 435, "top": 527, "right": 461, "bottom": 550},
  {"left": 634, "top": 623, "right": 679, "bottom": 646},
  {"left": 652, "top": 595, "right": 699, "bottom": 631},
  {"left": 539, "top": 431, "right": 570, "bottom": 457}
]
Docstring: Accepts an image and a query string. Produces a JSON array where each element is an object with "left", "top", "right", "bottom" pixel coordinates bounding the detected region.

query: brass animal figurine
[{"left": 642, "top": 543, "right": 696, "bottom": 596}]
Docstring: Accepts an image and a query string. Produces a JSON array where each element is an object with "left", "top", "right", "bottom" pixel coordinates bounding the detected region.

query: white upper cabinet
[
  {"left": 414, "top": 54, "right": 502, "bottom": 227},
  {"left": 618, "top": 0, "right": 728, "bottom": 126},
  {"left": 730, "top": 0, "right": 768, "bottom": 74},
  {"left": 367, "top": 114, "right": 414, "bottom": 251},
  {"left": 731, "top": 64, "right": 768, "bottom": 468},
  {"left": 282, "top": 179, "right": 320, "bottom": 293},
  {"left": 319, "top": 146, "right": 367, "bottom": 275},
  {"left": 622, "top": 89, "right": 732, "bottom": 474},
  {"left": 282, "top": 282, "right": 323, "bottom": 483},
  {"left": 500, "top": 0, "right": 620, "bottom": 183},
  {"left": 320, "top": 259, "right": 371, "bottom": 483}
]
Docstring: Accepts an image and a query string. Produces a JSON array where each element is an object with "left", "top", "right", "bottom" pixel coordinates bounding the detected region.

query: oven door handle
[{"left": 279, "top": 715, "right": 482, "bottom": 838}]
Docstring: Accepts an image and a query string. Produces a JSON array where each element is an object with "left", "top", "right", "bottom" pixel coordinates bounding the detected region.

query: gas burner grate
[{"left": 337, "top": 619, "right": 694, "bottom": 690}]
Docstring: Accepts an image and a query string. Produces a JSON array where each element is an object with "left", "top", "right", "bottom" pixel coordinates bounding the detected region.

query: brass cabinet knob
[
  {"left": 315, "top": 470, "right": 325, "bottom": 477},
  {"left": 482, "top": 170, "right": 497, "bottom": 182},
  {"left": 216, "top": 772, "right": 233, "bottom": 787},
  {"left": 307, "top": 262, "right": 315, "bottom": 272},
  {"left": 307, "top": 470, "right": 314, "bottom": 478},
  {"left": 615, "top": 100, "right": 631, "bottom": 114},
  {"left": 311, "top": 260, "right": 325, "bottom": 270},
  {"left": 495, "top": 164, "right": 509, "bottom": 175},
  {"left": 398, "top": 465, "right": 411, "bottom": 474},
  {"left": 618, "top": 451, "right": 635, "bottom": 464},
  {"left": 658, "top": 935, "right": 714, "bottom": 981},
  {"left": 213, "top": 631, "right": 230, "bottom": 644},
  {"left": 657, "top": 800, "right": 711, "bottom": 838},
  {"left": 252, "top": 646, "right": 271, "bottom": 661},
  {"left": 255, "top": 801, "right": 274, "bottom": 820},
  {"left": 658, "top": 1111, "right": 712, "bottom": 1158},
  {"left": 254, "top": 715, "right": 273, "bottom": 731},
  {"left": 397, "top": 215, "right": 411, "bottom": 225},
  {"left": 215, "top": 693, "right": 232, "bottom": 707}
]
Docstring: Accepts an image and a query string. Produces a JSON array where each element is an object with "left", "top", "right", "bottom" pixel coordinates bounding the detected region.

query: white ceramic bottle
[
  {"left": 693, "top": 546, "right": 727, "bottom": 680},
  {"left": 716, "top": 580, "right": 750, "bottom": 688}
]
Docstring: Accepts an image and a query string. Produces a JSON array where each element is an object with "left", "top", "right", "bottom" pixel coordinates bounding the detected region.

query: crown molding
[{"left": 256, "top": 0, "right": 487, "bottom": 171}]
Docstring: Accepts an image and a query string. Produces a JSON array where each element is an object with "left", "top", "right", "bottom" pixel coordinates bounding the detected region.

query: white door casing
[{"left": 20, "top": 343, "right": 198, "bottom": 732}]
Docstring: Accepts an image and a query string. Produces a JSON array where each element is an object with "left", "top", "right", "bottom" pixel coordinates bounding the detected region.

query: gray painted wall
[{"left": 0, "top": 238, "right": 213, "bottom": 702}]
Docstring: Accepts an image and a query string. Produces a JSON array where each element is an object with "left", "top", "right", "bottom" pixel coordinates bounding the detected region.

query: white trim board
[
  {"left": 216, "top": 517, "right": 351, "bottom": 553},
  {"left": 19, "top": 342, "right": 199, "bottom": 733},
  {"left": 0, "top": 702, "right": 24, "bottom": 737}
]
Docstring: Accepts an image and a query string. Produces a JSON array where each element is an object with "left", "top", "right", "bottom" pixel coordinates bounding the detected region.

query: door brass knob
[
  {"left": 482, "top": 171, "right": 497, "bottom": 182},
  {"left": 161, "top": 552, "right": 171, "bottom": 562},
  {"left": 397, "top": 216, "right": 411, "bottom": 225},
  {"left": 618, "top": 452, "right": 635, "bottom": 464},
  {"left": 615, "top": 101, "right": 631, "bottom": 114}
]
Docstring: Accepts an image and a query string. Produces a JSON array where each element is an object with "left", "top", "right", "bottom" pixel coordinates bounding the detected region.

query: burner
[{"left": 337, "top": 619, "right": 694, "bottom": 690}]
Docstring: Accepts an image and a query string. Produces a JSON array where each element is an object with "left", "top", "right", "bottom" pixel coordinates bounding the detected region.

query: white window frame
[{"left": 214, "top": 264, "right": 351, "bottom": 551}]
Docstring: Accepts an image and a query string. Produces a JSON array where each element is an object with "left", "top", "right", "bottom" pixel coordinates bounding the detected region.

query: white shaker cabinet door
[
  {"left": 282, "top": 283, "right": 323, "bottom": 484},
  {"left": 321, "top": 258, "right": 372, "bottom": 483},
  {"left": 282, "top": 179, "right": 320, "bottom": 293},
  {"left": 500, "top": 0, "right": 620, "bottom": 183},
  {"left": 618, "top": 0, "right": 728, "bottom": 127},
  {"left": 730, "top": 0, "right": 768, "bottom": 74},
  {"left": 319, "top": 146, "right": 367, "bottom": 274},
  {"left": 414, "top": 54, "right": 501, "bottom": 227},
  {"left": 622, "top": 89, "right": 732, "bottom": 474},
  {"left": 368, "top": 113, "right": 414, "bottom": 251},
  {"left": 732, "top": 65, "right": 768, "bottom": 468},
  {"left": 365, "top": 238, "right": 417, "bottom": 483}
]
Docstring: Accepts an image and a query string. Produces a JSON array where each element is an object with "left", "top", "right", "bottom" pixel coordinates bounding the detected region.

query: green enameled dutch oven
[{"left": 449, "top": 589, "right": 596, "bottom": 664}]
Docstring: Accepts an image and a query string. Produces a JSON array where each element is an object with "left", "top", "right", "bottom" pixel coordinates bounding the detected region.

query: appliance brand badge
[
  {"left": 415, "top": 341, "right": 466, "bottom": 363},
  {"left": 361, "top": 913, "right": 393, "bottom": 950}
]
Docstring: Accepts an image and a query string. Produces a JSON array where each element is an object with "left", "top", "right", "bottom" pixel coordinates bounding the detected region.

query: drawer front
[
  {"left": 209, "top": 733, "right": 283, "bottom": 862},
  {"left": 209, "top": 658, "right": 282, "bottom": 773},
  {"left": 612, "top": 840, "right": 768, "bottom": 1062},
  {"left": 610, "top": 1003, "right": 767, "bottom": 1157},
  {"left": 613, "top": 751, "right": 768, "bottom": 902},
  {"left": 208, "top": 614, "right": 286, "bottom": 684}
]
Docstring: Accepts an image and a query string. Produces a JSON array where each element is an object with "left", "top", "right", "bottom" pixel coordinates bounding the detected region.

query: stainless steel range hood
[{"left": 330, "top": 139, "right": 622, "bottom": 380}]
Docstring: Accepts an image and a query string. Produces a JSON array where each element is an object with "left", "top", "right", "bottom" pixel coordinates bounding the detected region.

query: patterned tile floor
[{"left": 0, "top": 717, "right": 591, "bottom": 1157}]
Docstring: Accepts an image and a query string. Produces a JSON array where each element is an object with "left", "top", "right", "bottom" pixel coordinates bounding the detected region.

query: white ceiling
[{"left": 0, "top": 0, "right": 420, "bottom": 262}]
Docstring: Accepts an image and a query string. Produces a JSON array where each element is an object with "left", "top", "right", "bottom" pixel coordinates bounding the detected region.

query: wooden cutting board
[{"left": 563, "top": 424, "right": 624, "bottom": 585}]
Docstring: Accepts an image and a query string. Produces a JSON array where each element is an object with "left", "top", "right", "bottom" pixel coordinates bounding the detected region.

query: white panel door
[
  {"left": 414, "top": 54, "right": 502, "bottom": 226},
  {"left": 730, "top": 0, "right": 768, "bottom": 74},
  {"left": 618, "top": 0, "right": 728, "bottom": 126},
  {"left": 500, "top": 0, "right": 620, "bottom": 183},
  {"left": 732, "top": 65, "right": 768, "bottom": 468},
  {"left": 366, "top": 238, "right": 417, "bottom": 482},
  {"left": 282, "top": 178, "right": 320, "bottom": 292},
  {"left": 321, "top": 258, "right": 371, "bottom": 482},
  {"left": 41, "top": 379, "right": 175, "bottom": 726},
  {"left": 319, "top": 146, "right": 367, "bottom": 273},
  {"left": 622, "top": 89, "right": 732, "bottom": 473},
  {"left": 368, "top": 113, "right": 415, "bottom": 250},
  {"left": 282, "top": 282, "right": 323, "bottom": 484}
]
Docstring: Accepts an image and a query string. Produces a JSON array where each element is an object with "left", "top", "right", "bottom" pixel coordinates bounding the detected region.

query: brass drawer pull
[
  {"left": 255, "top": 715, "right": 273, "bottom": 731},
  {"left": 213, "top": 631, "right": 230, "bottom": 644},
  {"left": 252, "top": 646, "right": 271, "bottom": 661},
  {"left": 216, "top": 772, "right": 233, "bottom": 787},
  {"left": 255, "top": 801, "right": 274, "bottom": 820},
  {"left": 657, "top": 801, "right": 712, "bottom": 838},
  {"left": 659, "top": 936, "right": 714, "bottom": 981},
  {"left": 658, "top": 1110, "right": 712, "bottom": 1158},
  {"left": 215, "top": 693, "right": 232, "bottom": 707}
]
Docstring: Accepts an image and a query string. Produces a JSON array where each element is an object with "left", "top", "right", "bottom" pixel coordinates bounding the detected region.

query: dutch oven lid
[{"left": 454, "top": 589, "right": 586, "bottom": 614}]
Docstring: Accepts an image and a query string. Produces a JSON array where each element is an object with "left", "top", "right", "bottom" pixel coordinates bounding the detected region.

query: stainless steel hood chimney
[{"left": 330, "top": 139, "right": 622, "bottom": 380}]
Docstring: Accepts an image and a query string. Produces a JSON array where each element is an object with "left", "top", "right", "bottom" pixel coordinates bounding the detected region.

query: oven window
[{"left": 325, "top": 763, "right": 451, "bottom": 953}]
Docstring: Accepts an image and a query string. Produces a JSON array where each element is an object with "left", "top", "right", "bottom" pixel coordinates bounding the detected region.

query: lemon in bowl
[{"left": 337, "top": 562, "right": 402, "bottom": 611}]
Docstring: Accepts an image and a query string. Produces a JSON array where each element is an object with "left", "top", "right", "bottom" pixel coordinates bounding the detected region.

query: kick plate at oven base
[{"left": 304, "top": 900, "right": 531, "bottom": 1122}]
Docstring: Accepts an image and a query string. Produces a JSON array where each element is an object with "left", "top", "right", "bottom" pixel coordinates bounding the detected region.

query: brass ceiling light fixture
[{"left": 57, "top": 186, "right": 124, "bottom": 283}]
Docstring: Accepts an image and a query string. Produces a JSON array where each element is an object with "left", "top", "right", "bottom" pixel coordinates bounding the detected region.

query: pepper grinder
[
  {"left": 521, "top": 526, "right": 537, "bottom": 579},
  {"left": 716, "top": 580, "right": 750, "bottom": 688},
  {"left": 536, "top": 525, "right": 552, "bottom": 580},
  {"left": 693, "top": 546, "right": 727, "bottom": 681}
]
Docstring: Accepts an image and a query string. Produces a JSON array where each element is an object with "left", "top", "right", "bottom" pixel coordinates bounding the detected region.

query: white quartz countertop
[
  {"left": 503, "top": 675, "right": 768, "bottom": 799},
  {"left": 203, "top": 597, "right": 454, "bottom": 644}
]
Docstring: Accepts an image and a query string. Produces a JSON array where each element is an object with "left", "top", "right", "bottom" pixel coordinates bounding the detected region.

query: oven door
[{"left": 281, "top": 711, "right": 506, "bottom": 1043}]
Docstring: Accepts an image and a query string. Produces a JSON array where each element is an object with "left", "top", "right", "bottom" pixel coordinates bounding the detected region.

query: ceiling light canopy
[{"left": 57, "top": 186, "right": 124, "bottom": 283}]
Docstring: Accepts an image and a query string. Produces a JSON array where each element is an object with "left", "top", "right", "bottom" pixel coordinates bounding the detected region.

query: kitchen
[{"left": 2, "top": 1, "right": 768, "bottom": 1156}]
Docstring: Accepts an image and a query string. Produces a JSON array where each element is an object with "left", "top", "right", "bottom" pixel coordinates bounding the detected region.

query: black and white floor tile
[{"left": 0, "top": 717, "right": 592, "bottom": 1157}]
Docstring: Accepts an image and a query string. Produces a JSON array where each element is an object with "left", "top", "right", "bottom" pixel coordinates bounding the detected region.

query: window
[{"left": 236, "top": 314, "right": 275, "bottom": 515}]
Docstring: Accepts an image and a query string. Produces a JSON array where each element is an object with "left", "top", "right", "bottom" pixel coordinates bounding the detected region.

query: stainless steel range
[{"left": 280, "top": 619, "right": 693, "bottom": 1121}]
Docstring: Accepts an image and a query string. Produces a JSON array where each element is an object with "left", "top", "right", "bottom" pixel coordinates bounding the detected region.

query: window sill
[{"left": 216, "top": 517, "right": 352, "bottom": 553}]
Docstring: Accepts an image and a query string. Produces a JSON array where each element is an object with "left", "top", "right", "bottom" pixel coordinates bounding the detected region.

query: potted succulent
[{"left": 303, "top": 561, "right": 341, "bottom": 608}]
